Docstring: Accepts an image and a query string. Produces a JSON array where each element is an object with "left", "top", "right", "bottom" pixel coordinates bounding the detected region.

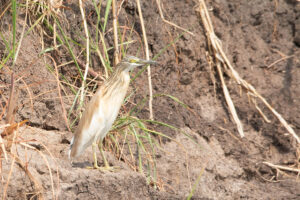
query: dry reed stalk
[
  {"left": 263, "top": 162, "right": 300, "bottom": 174},
  {"left": 136, "top": 0, "right": 154, "bottom": 120},
  {"left": 197, "top": 0, "right": 300, "bottom": 143},
  {"left": 16, "top": 127, "right": 60, "bottom": 200},
  {"left": 112, "top": 0, "right": 119, "bottom": 65},
  {"left": 79, "top": 0, "right": 90, "bottom": 104},
  {"left": 216, "top": 61, "right": 244, "bottom": 137},
  {"left": 198, "top": 1, "right": 244, "bottom": 137}
]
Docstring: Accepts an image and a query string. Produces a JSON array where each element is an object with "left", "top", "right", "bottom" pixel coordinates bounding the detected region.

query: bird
[{"left": 69, "top": 55, "right": 156, "bottom": 170}]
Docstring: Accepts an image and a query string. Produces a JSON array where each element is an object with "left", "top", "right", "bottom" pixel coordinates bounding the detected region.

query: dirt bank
[{"left": 1, "top": 0, "right": 300, "bottom": 199}]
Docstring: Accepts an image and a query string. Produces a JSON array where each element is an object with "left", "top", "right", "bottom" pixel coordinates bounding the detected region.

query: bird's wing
[{"left": 69, "top": 93, "right": 105, "bottom": 158}]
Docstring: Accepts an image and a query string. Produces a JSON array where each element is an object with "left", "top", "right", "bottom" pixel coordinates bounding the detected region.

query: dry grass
[{"left": 197, "top": 0, "right": 299, "bottom": 144}]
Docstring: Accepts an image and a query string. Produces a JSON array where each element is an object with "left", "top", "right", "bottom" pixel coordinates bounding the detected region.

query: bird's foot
[
  {"left": 86, "top": 163, "right": 119, "bottom": 172},
  {"left": 98, "top": 165, "right": 119, "bottom": 172}
]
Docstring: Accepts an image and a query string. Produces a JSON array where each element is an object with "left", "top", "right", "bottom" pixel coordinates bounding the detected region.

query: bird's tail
[{"left": 68, "top": 136, "right": 75, "bottom": 160}]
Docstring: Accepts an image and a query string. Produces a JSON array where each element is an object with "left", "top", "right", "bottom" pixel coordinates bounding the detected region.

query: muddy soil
[{"left": 1, "top": 0, "right": 300, "bottom": 199}]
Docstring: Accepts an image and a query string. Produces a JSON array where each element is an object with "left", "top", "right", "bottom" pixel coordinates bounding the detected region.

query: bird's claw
[{"left": 99, "top": 165, "right": 120, "bottom": 172}]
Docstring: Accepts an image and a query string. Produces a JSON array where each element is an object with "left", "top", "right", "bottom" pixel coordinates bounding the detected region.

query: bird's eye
[{"left": 130, "top": 59, "right": 137, "bottom": 63}]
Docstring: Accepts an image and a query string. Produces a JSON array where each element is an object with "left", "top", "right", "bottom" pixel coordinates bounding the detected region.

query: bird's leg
[
  {"left": 98, "top": 141, "right": 119, "bottom": 171},
  {"left": 92, "top": 142, "right": 100, "bottom": 169},
  {"left": 99, "top": 141, "right": 110, "bottom": 168},
  {"left": 87, "top": 142, "right": 101, "bottom": 169}
]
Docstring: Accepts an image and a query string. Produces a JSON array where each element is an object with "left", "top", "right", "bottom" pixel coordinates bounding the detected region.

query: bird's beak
[{"left": 138, "top": 58, "right": 157, "bottom": 66}]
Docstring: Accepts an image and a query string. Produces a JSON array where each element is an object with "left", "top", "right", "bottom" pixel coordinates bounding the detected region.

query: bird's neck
[
  {"left": 120, "top": 71, "right": 130, "bottom": 84},
  {"left": 101, "top": 70, "right": 130, "bottom": 99}
]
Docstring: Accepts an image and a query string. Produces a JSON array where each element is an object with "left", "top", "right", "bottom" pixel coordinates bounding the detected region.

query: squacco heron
[{"left": 69, "top": 56, "right": 156, "bottom": 170}]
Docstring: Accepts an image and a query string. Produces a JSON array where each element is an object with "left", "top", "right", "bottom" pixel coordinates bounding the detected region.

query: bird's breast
[{"left": 101, "top": 73, "right": 130, "bottom": 130}]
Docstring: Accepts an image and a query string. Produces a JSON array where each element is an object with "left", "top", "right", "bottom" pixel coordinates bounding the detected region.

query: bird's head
[{"left": 118, "top": 56, "right": 156, "bottom": 72}]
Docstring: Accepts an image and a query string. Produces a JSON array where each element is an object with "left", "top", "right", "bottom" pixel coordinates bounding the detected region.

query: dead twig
[
  {"left": 76, "top": 57, "right": 99, "bottom": 78},
  {"left": 156, "top": 0, "right": 194, "bottom": 36}
]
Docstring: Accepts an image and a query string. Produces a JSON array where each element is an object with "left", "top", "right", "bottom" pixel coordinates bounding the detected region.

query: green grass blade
[
  {"left": 187, "top": 166, "right": 205, "bottom": 200},
  {"left": 67, "top": 88, "right": 81, "bottom": 120},
  {"left": 0, "top": 31, "right": 10, "bottom": 51},
  {"left": 92, "top": 0, "right": 101, "bottom": 44},
  {"left": 137, "top": 120, "right": 157, "bottom": 188},
  {"left": 26, "top": 12, "right": 48, "bottom": 37},
  {"left": 144, "top": 119, "right": 199, "bottom": 146},
  {"left": 0, "top": 50, "right": 13, "bottom": 70},
  {"left": 154, "top": 93, "right": 188, "bottom": 108},
  {"left": 102, "top": 0, "right": 112, "bottom": 32},
  {"left": 39, "top": 44, "right": 62, "bottom": 56},
  {"left": 130, "top": 124, "right": 144, "bottom": 173}
]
